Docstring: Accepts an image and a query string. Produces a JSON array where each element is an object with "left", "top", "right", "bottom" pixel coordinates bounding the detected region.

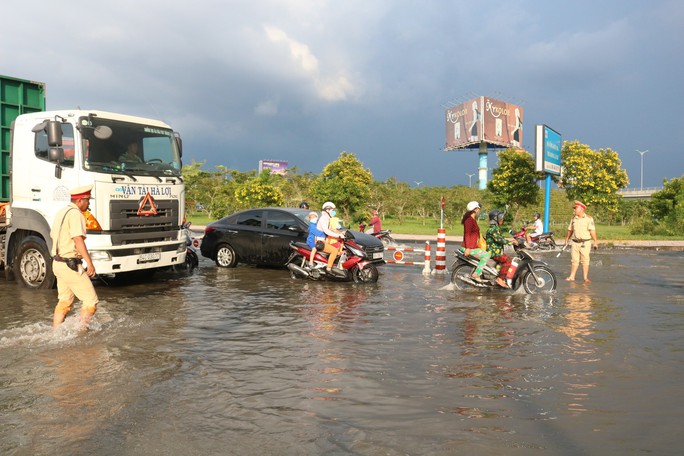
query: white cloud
[
  {"left": 263, "top": 24, "right": 355, "bottom": 101},
  {"left": 264, "top": 25, "right": 319, "bottom": 74}
]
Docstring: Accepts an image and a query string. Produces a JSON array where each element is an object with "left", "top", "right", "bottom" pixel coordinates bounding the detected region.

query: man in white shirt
[{"left": 525, "top": 212, "right": 544, "bottom": 245}]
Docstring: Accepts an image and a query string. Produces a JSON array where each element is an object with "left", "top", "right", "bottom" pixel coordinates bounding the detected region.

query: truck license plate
[
  {"left": 139, "top": 252, "right": 161, "bottom": 262},
  {"left": 372, "top": 252, "right": 383, "bottom": 260}
]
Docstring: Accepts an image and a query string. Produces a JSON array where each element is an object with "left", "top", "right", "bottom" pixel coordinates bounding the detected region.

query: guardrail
[
  {"left": 618, "top": 187, "right": 661, "bottom": 198},
  {"left": 385, "top": 242, "right": 432, "bottom": 275}
]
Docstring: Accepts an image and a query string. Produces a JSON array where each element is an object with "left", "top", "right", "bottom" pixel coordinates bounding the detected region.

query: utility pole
[
  {"left": 636, "top": 149, "right": 649, "bottom": 191},
  {"left": 466, "top": 173, "right": 475, "bottom": 188}
]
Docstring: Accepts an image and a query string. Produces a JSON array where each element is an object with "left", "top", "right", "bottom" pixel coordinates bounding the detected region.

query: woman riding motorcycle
[
  {"left": 460, "top": 201, "right": 490, "bottom": 282},
  {"left": 316, "top": 201, "right": 344, "bottom": 276}
]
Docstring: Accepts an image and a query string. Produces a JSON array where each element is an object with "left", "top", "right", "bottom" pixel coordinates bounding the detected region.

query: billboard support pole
[
  {"left": 478, "top": 141, "right": 488, "bottom": 190},
  {"left": 543, "top": 174, "right": 551, "bottom": 232}
]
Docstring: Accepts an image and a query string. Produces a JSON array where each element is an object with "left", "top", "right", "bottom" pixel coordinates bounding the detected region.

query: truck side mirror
[
  {"left": 48, "top": 147, "right": 64, "bottom": 179},
  {"left": 47, "top": 120, "right": 63, "bottom": 147},
  {"left": 48, "top": 147, "right": 64, "bottom": 162},
  {"left": 174, "top": 132, "right": 183, "bottom": 157}
]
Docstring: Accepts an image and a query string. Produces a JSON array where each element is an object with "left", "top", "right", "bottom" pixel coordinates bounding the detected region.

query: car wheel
[{"left": 215, "top": 244, "right": 237, "bottom": 268}]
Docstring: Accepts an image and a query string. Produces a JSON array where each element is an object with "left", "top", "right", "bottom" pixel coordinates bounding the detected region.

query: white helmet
[
  {"left": 466, "top": 201, "right": 480, "bottom": 212},
  {"left": 322, "top": 201, "right": 336, "bottom": 210}
]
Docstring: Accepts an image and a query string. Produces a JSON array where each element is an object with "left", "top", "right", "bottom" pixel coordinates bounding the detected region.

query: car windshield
[{"left": 81, "top": 116, "right": 181, "bottom": 177}]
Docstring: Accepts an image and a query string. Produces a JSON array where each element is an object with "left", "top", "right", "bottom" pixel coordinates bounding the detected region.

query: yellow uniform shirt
[
  {"left": 50, "top": 203, "right": 87, "bottom": 258},
  {"left": 567, "top": 214, "right": 595, "bottom": 241}
]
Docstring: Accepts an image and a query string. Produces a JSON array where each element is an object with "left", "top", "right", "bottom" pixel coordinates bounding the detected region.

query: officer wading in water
[{"left": 51, "top": 185, "right": 99, "bottom": 330}]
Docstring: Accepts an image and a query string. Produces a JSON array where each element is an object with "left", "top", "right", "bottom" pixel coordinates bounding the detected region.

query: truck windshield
[{"left": 81, "top": 116, "right": 181, "bottom": 177}]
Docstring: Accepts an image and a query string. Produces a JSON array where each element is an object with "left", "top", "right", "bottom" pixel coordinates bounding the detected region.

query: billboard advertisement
[
  {"left": 445, "top": 96, "right": 523, "bottom": 150},
  {"left": 445, "top": 98, "right": 479, "bottom": 150},
  {"left": 534, "top": 125, "right": 562, "bottom": 175},
  {"left": 258, "top": 160, "right": 288, "bottom": 175}
]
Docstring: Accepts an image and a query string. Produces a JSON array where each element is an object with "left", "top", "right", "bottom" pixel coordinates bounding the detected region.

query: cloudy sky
[{"left": 3, "top": 0, "right": 682, "bottom": 188}]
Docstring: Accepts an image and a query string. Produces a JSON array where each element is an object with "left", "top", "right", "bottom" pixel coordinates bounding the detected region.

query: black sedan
[{"left": 200, "top": 207, "right": 384, "bottom": 268}]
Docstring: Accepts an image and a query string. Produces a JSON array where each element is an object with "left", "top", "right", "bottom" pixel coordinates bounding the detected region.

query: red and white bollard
[
  {"left": 422, "top": 241, "right": 431, "bottom": 275},
  {"left": 432, "top": 228, "right": 447, "bottom": 274}
]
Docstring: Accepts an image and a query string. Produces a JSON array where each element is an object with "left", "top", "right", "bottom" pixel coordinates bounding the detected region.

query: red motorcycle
[
  {"left": 358, "top": 223, "right": 395, "bottom": 247},
  {"left": 286, "top": 230, "right": 384, "bottom": 283},
  {"left": 511, "top": 225, "right": 557, "bottom": 251}
]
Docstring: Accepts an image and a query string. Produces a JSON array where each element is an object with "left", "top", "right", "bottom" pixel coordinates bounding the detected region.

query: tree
[
  {"left": 234, "top": 169, "right": 284, "bottom": 210},
  {"left": 310, "top": 152, "right": 373, "bottom": 219},
  {"left": 278, "top": 166, "right": 316, "bottom": 207},
  {"left": 559, "top": 141, "right": 629, "bottom": 214},
  {"left": 648, "top": 175, "right": 684, "bottom": 235},
  {"left": 181, "top": 161, "right": 212, "bottom": 212},
  {"left": 487, "top": 148, "right": 543, "bottom": 223},
  {"left": 373, "top": 177, "right": 410, "bottom": 224}
]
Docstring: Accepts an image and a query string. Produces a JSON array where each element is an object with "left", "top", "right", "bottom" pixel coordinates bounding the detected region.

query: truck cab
[{"left": 1, "top": 110, "right": 185, "bottom": 288}]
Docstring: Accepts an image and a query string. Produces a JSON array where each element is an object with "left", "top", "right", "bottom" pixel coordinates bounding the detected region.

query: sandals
[
  {"left": 495, "top": 278, "right": 509, "bottom": 288},
  {"left": 471, "top": 274, "right": 483, "bottom": 283}
]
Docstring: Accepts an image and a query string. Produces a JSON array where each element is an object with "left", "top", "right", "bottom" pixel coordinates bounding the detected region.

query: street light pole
[
  {"left": 466, "top": 173, "right": 475, "bottom": 188},
  {"left": 636, "top": 149, "right": 648, "bottom": 191}
]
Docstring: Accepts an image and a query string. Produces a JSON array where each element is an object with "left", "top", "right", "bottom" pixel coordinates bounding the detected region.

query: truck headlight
[
  {"left": 176, "top": 243, "right": 185, "bottom": 253},
  {"left": 89, "top": 250, "right": 112, "bottom": 261}
]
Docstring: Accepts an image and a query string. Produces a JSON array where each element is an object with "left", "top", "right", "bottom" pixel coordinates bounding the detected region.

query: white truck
[{"left": 1, "top": 77, "right": 186, "bottom": 288}]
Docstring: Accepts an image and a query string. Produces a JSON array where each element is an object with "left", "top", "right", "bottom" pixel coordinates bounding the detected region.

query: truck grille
[{"left": 108, "top": 199, "right": 179, "bottom": 245}]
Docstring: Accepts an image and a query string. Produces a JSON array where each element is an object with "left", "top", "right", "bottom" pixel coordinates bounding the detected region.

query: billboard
[
  {"left": 258, "top": 159, "right": 288, "bottom": 175},
  {"left": 445, "top": 96, "right": 523, "bottom": 150},
  {"left": 534, "top": 125, "right": 562, "bottom": 175}
]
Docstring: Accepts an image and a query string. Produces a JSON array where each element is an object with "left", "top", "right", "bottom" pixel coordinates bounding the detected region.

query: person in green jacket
[{"left": 485, "top": 210, "right": 518, "bottom": 288}]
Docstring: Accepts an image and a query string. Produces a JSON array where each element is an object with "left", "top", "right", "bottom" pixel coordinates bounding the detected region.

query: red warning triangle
[{"left": 137, "top": 192, "right": 158, "bottom": 216}]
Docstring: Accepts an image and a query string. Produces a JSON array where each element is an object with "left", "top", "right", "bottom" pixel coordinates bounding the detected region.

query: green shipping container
[{"left": 1, "top": 75, "right": 46, "bottom": 202}]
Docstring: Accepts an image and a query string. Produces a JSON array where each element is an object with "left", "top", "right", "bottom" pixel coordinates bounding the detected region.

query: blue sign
[{"left": 535, "top": 125, "right": 562, "bottom": 176}]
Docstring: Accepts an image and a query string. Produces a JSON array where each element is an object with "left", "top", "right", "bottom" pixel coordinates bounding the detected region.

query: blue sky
[{"left": 2, "top": 0, "right": 682, "bottom": 188}]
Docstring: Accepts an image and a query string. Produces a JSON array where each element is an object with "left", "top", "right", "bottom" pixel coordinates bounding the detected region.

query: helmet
[
  {"left": 466, "top": 201, "right": 480, "bottom": 212},
  {"left": 488, "top": 210, "right": 505, "bottom": 224},
  {"left": 299, "top": 201, "right": 309, "bottom": 209},
  {"left": 533, "top": 212, "right": 541, "bottom": 218},
  {"left": 322, "top": 201, "right": 336, "bottom": 210}
]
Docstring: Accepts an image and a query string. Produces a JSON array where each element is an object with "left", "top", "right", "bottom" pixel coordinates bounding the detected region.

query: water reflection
[{"left": 1, "top": 251, "right": 683, "bottom": 455}]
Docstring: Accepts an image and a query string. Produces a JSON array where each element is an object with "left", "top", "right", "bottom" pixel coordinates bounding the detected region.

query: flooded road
[{"left": 1, "top": 248, "right": 683, "bottom": 455}]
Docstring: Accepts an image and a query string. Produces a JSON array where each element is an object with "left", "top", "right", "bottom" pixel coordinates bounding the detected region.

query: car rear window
[{"left": 235, "top": 211, "right": 263, "bottom": 227}]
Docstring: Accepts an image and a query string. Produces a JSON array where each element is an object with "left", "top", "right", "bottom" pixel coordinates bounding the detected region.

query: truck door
[{"left": 15, "top": 122, "right": 79, "bottom": 213}]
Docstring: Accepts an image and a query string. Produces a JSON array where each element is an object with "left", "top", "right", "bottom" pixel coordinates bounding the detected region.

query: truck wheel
[{"left": 15, "top": 236, "right": 55, "bottom": 289}]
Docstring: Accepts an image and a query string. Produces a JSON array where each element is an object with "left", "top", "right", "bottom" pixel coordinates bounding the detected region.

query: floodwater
[{"left": 1, "top": 247, "right": 683, "bottom": 455}]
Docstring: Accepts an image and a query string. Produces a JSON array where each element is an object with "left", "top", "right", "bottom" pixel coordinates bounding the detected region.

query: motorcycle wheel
[
  {"left": 185, "top": 250, "right": 199, "bottom": 270},
  {"left": 547, "top": 238, "right": 557, "bottom": 249},
  {"left": 381, "top": 235, "right": 394, "bottom": 248},
  {"left": 450, "top": 264, "right": 477, "bottom": 290},
  {"left": 352, "top": 264, "right": 379, "bottom": 283},
  {"left": 521, "top": 266, "right": 557, "bottom": 294}
]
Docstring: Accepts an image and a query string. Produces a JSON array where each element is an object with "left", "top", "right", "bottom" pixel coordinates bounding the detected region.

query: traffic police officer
[{"left": 51, "top": 185, "right": 99, "bottom": 329}]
